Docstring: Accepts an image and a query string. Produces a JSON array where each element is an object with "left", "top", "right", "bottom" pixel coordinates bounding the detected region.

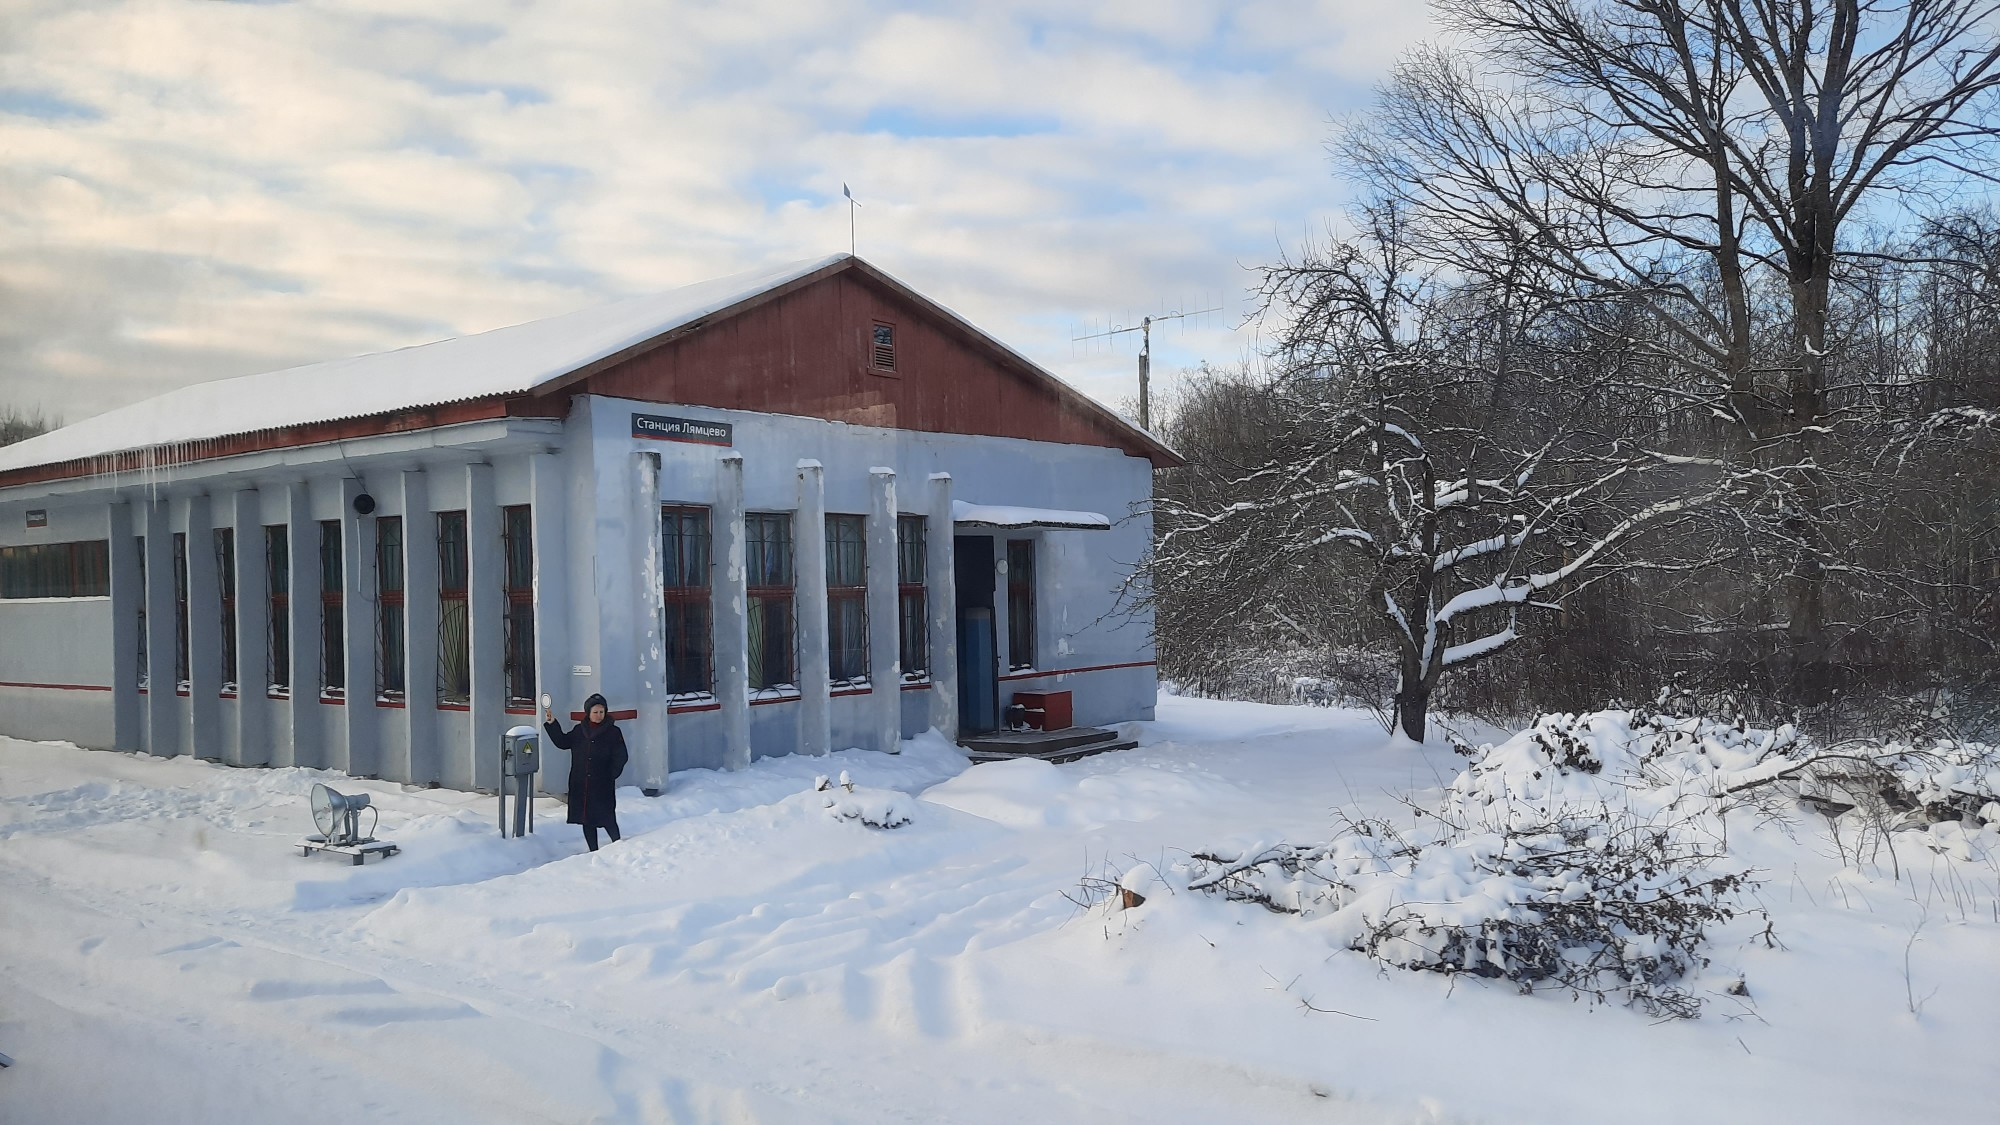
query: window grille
[
  {"left": 826, "top": 514, "right": 868, "bottom": 683},
  {"left": 136, "top": 538, "right": 147, "bottom": 688},
  {"left": 376, "top": 517, "right": 405, "bottom": 701},
  {"left": 662, "top": 506, "right": 713, "bottom": 695},
  {"left": 171, "top": 533, "right": 190, "bottom": 691},
  {"left": 502, "top": 506, "right": 535, "bottom": 708},
  {"left": 265, "top": 526, "right": 289, "bottom": 695},
  {"left": 215, "top": 529, "right": 237, "bottom": 692},
  {"left": 436, "top": 511, "right": 470, "bottom": 705},
  {"left": 746, "top": 512, "right": 795, "bottom": 690},
  {"left": 320, "top": 521, "right": 344, "bottom": 698},
  {"left": 897, "top": 514, "right": 927, "bottom": 677}
]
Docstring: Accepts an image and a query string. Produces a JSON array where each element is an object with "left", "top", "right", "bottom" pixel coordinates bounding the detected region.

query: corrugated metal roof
[{"left": 0, "top": 255, "right": 846, "bottom": 473}]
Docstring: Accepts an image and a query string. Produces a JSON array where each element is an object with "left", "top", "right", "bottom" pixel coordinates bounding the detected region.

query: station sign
[{"left": 631, "top": 413, "right": 733, "bottom": 446}]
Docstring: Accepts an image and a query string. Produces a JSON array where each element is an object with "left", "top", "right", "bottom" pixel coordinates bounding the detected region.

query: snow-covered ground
[{"left": 2, "top": 695, "right": 1995, "bottom": 1124}]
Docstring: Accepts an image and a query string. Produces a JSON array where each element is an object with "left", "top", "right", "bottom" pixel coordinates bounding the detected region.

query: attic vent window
[{"left": 870, "top": 322, "right": 896, "bottom": 372}]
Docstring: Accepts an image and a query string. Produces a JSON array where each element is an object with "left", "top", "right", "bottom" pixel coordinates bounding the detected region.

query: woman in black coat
[{"left": 541, "top": 692, "right": 629, "bottom": 851}]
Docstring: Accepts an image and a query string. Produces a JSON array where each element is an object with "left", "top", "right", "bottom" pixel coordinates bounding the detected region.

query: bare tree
[
  {"left": 1155, "top": 209, "right": 1752, "bottom": 740},
  {"left": 0, "top": 404, "right": 58, "bottom": 448},
  {"left": 1348, "top": 0, "right": 2000, "bottom": 697}
]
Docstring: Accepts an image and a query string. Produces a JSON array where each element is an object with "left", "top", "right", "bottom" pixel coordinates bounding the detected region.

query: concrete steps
[{"left": 957, "top": 726, "right": 1137, "bottom": 765}]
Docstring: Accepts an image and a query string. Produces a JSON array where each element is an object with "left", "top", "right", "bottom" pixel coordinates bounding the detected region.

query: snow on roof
[
  {"left": 0, "top": 255, "right": 848, "bottom": 474},
  {"left": 951, "top": 500, "right": 1112, "bottom": 530}
]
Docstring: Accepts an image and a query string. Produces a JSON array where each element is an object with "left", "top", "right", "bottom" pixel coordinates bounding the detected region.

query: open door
[{"left": 953, "top": 535, "right": 998, "bottom": 735}]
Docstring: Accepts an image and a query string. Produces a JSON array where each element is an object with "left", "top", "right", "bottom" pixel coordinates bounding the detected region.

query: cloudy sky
[{"left": 2, "top": 0, "right": 1437, "bottom": 428}]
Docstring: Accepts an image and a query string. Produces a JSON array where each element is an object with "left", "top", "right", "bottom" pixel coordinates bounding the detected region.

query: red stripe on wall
[
  {"left": 0, "top": 680, "right": 113, "bottom": 692},
  {"left": 998, "top": 660, "right": 1156, "bottom": 683}
]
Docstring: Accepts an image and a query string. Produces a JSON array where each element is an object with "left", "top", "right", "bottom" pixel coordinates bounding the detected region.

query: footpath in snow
[{"left": 1, "top": 694, "right": 1995, "bottom": 1124}]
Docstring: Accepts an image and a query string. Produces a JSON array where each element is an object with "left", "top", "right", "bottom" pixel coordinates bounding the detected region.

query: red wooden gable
[{"left": 534, "top": 259, "right": 1181, "bottom": 468}]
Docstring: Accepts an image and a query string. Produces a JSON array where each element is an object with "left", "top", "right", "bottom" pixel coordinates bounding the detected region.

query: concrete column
[
  {"left": 467, "top": 463, "right": 502, "bottom": 791},
  {"left": 630, "top": 451, "right": 669, "bottom": 793},
  {"left": 339, "top": 478, "right": 377, "bottom": 777},
  {"left": 926, "top": 473, "right": 959, "bottom": 738},
  {"left": 142, "top": 497, "right": 176, "bottom": 756},
  {"left": 400, "top": 470, "right": 437, "bottom": 785},
  {"left": 183, "top": 493, "right": 220, "bottom": 760},
  {"left": 715, "top": 452, "right": 751, "bottom": 770},
  {"left": 795, "top": 460, "right": 830, "bottom": 755},
  {"left": 285, "top": 481, "right": 317, "bottom": 768},
  {"left": 108, "top": 501, "right": 141, "bottom": 752},
  {"left": 528, "top": 452, "right": 569, "bottom": 793},
  {"left": 231, "top": 489, "right": 267, "bottom": 767},
  {"left": 866, "top": 468, "right": 900, "bottom": 753}
]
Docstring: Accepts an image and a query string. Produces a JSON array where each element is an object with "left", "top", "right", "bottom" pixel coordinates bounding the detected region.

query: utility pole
[{"left": 1073, "top": 304, "right": 1220, "bottom": 431}]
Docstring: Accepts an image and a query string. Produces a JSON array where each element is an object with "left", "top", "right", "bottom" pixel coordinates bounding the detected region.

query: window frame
[
  {"left": 867, "top": 319, "right": 899, "bottom": 377},
  {"left": 825, "top": 514, "right": 868, "bottom": 685},
  {"left": 745, "top": 512, "right": 796, "bottom": 693},
  {"left": 215, "top": 528, "right": 237, "bottom": 694},
  {"left": 436, "top": 510, "right": 471, "bottom": 707},
  {"left": 1007, "top": 538, "right": 1036, "bottom": 671},
  {"left": 376, "top": 516, "right": 406, "bottom": 703},
  {"left": 265, "top": 526, "right": 290, "bottom": 697},
  {"left": 0, "top": 540, "right": 109, "bottom": 599},
  {"left": 662, "top": 505, "right": 714, "bottom": 698},
  {"left": 172, "top": 533, "right": 190, "bottom": 692},
  {"left": 896, "top": 514, "right": 928, "bottom": 680},
  {"left": 319, "top": 520, "right": 344, "bottom": 699},
  {"left": 501, "top": 505, "right": 536, "bottom": 710},
  {"left": 136, "top": 537, "right": 147, "bottom": 689}
]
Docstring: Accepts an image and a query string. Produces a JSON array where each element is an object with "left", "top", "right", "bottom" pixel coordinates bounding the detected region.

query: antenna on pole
[
  {"left": 842, "top": 183, "right": 859, "bottom": 256},
  {"left": 1072, "top": 299, "right": 1223, "bottom": 431}
]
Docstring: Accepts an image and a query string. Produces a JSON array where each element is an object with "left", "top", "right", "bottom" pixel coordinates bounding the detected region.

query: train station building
[{"left": 0, "top": 255, "right": 1175, "bottom": 793}]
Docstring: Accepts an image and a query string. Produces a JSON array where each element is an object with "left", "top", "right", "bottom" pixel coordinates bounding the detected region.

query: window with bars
[
  {"left": 0, "top": 540, "right": 109, "bottom": 598},
  {"left": 266, "top": 527, "right": 289, "bottom": 695},
  {"left": 746, "top": 512, "right": 795, "bottom": 691},
  {"left": 826, "top": 514, "right": 868, "bottom": 683},
  {"left": 215, "top": 529, "right": 237, "bottom": 693},
  {"left": 172, "top": 533, "right": 189, "bottom": 690},
  {"left": 136, "top": 537, "right": 147, "bottom": 689},
  {"left": 662, "top": 506, "right": 713, "bottom": 696},
  {"left": 1007, "top": 538, "right": 1035, "bottom": 670},
  {"left": 376, "top": 517, "right": 405, "bottom": 701},
  {"left": 502, "top": 505, "right": 535, "bottom": 708},
  {"left": 896, "top": 514, "right": 927, "bottom": 678},
  {"left": 436, "top": 511, "right": 470, "bottom": 705},
  {"left": 869, "top": 321, "right": 897, "bottom": 372},
  {"left": 320, "top": 521, "right": 344, "bottom": 698}
]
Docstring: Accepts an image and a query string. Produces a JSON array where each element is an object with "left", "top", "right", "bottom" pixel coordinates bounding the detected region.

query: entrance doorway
[{"left": 953, "top": 535, "right": 997, "bottom": 735}]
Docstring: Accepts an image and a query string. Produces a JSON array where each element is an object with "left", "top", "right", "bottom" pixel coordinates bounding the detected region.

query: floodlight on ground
[{"left": 297, "top": 782, "right": 399, "bottom": 866}]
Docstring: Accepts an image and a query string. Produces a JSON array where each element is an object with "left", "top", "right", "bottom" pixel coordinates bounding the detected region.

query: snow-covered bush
[
  {"left": 1165, "top": 707, "right": 1999, "bottom": 1018},
  {"left": 815, "top": 772, "right": 914, "bottom": 830},
  {"left": 1877, "top": 740, "right": 2000, "bottom": 823}
]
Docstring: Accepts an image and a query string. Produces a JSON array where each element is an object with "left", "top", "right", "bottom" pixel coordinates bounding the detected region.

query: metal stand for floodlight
[{"left": 298, "top": 782, "right": 399, "bottom": 865}]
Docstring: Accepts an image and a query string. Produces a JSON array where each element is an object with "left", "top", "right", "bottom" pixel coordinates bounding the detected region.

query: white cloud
[{"left": 0, "top": 0, "right": 1437, "bottom": 424}]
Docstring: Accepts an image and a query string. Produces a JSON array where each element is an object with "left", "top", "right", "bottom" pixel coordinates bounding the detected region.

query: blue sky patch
[
  {"left": 0, "top": 88, "right": 101, "bottom": 122},
  {"left": 860, "top": 106, "right": 1060, "bottom": 139}
]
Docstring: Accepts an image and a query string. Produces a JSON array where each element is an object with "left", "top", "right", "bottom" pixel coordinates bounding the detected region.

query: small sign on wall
[
  {"left": 25, "top": 509, "right": 46, "bottom": 529},
  {"left": 632, "top": 413, "right": 733, "bottom": 446}
]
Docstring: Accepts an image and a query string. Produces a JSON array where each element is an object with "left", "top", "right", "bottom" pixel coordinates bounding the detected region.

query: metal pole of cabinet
[{"left": 499, "top": 725, "right": 541, "bottom": 838}]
